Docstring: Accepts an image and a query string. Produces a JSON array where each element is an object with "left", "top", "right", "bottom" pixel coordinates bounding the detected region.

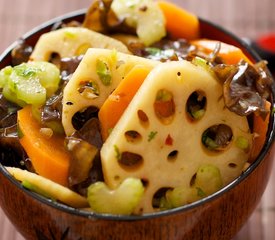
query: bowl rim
[{"left": 0, "top": 9, "right": 274, "bottom": 221}]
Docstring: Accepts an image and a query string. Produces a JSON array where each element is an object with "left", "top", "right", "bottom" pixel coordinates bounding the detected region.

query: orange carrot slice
[
  {"left": 18, "top": 105, "right": 70, "bottom": 186},
  {"left": 158, "top": 1, "right": 199, "bottom": 40},
  {"left": 191, "top": 39, "right": 252, "bottom": 65},
  {"left": 98, "top": 65, "right": 151, "bottom": 141},
  {"left": 250, "top": 100, "right": 271, "bottom": 162}
]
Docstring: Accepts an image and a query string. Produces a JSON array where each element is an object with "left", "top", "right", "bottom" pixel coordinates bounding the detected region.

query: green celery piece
[
  {"left": 235, "top": 136, "right": 249, "bottom": 151},
  {"left": 0, "top": 66, "right": 12, "bottom": 88},
  {"left": 8, "top": 73, "right": 46, "bottom": 105},
  {"left": 163, "top": 164, "right": 223, "bottom": 209},
  {"left": 87, "top": 178, "right": 144, "bottom": 215},
  {"left": 2, "top": 84, "right": 26, "bottom": 107},
  {"left": 159, "top": 195, "right": 173, "bottom": 210},
  {"left": 202, "top": 131, "right": 219, "bottom": 150},
  {"left": 191, "top": 109, "right": 205, "bottom": 120},
  {"left": 194, "top": 164, "right": 223, "bottom": 196},
  {"left": 165, "top": 187, "right": 199, "bottom": 209},
  {"left": 2, "top": 61, "right": 60, "bottom": 106},
  {"left": 27, "top": 61, "right": 60, "bottom": 97}
]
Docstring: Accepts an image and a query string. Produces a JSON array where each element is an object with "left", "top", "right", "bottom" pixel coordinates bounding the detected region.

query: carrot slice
[
  {"left": 250, "top": 100, "right": 271, "bottom": 162},
  {"left": 18, "top": 105, "right": 70, "bottom": 186},
  {"left": 157, "top": 1, "right": 199, "bottom": 40},
  {"left": 191, "top": 39, "right": 252, "bottom": 65},
  {"left": 98, "top": 65, "right": 151, "bottom": 141}
]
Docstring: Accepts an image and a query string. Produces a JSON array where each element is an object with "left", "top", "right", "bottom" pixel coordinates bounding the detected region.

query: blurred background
[
  {"left": 0, "top": 0, "right": 275, "bottom": 53},
  {"left": 0, "top": 0, "right": 274, "bottom": 239}
]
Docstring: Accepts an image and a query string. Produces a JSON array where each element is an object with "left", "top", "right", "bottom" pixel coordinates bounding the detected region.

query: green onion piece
[{"left": 96, "top": 59, "right": 112, "bottom": 86}]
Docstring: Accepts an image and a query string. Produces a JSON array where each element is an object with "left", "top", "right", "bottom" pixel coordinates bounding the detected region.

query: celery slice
[
  {"left": 1, "top": 61, "right": 60, "bottom": 106},
  {"left": 0, "top": 66, "right": 12, "bottom": 88},
  {"left": 87, "top": 178, "right": 144, "bottom": 215},
  {"left": 8, "top": 72, "right": 46, "bottom": 105},
  {"left": 28, "top": 61, "right": 60, "bottom": 97},
  {"left": 194, "top": 164, "right": 223, "bottom": 196}
]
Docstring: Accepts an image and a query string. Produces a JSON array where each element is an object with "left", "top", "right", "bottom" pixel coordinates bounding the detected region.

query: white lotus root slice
[
  {"left": 30, "top": 27, "right": 130, "bottom": 61},
  {"left": 100, "top": 60, "right": 252, "bottom": 213},
  {"left": 62, "top": 48, "right": 159, "bottom": 136}
]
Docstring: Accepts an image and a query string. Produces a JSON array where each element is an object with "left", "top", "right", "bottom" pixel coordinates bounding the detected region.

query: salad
[{"left": 0, "top": 0, "right": 273, "bottom": 215}]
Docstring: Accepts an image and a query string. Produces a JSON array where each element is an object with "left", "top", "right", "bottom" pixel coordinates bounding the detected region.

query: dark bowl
[{"left": 0, "top": 10, "right": 274, "bottom": 240}]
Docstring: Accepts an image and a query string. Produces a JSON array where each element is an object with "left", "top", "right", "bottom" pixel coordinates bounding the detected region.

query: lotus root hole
[
  {"left": 167, "top": 150, "right": 179, "bottom": 162},
  {"left": 119, "top": 152, "right": 143, "bottom": 171},
  {"left": 137, "top": 109, "right": 149, "bottom": 127},
  {"left": 154, "top": 89, "right": 175, "bottom": 125},
  {"left": 186, "top": 90, "right": 206, "bottom": 122},
  {"left": 152, "top": 187, "right": 172, "bottom": 209},
  {"left": 124, "top": 130, "right": 142, "bottom": 143},
  {"left": 202, "top": 124, "right": 233, "bottom": 152}
]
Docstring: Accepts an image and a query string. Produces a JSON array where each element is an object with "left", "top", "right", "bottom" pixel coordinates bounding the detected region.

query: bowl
[
  {"left": 251, "top": 34, "right": 275, "bottom": 75},
  {"left": 0, "top": 9, "right": 275, "bottom": 240}
]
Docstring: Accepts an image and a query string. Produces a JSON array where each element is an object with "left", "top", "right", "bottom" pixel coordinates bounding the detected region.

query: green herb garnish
[
  {"left": 148, "top": 131, "right": 158, "bottom": 142},
  {"left": 196, "top": 187, "right": 206, "bottom": 198}
]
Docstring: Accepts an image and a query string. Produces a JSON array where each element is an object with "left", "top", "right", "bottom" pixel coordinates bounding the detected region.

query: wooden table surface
[{"left": 0, "top": 0, "right": 274, "bottom": 239}]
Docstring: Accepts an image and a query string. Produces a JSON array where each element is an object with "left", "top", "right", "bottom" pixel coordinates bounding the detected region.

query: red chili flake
[{"left": 165, "top": 134, "right": 173, "bottom": 146}]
